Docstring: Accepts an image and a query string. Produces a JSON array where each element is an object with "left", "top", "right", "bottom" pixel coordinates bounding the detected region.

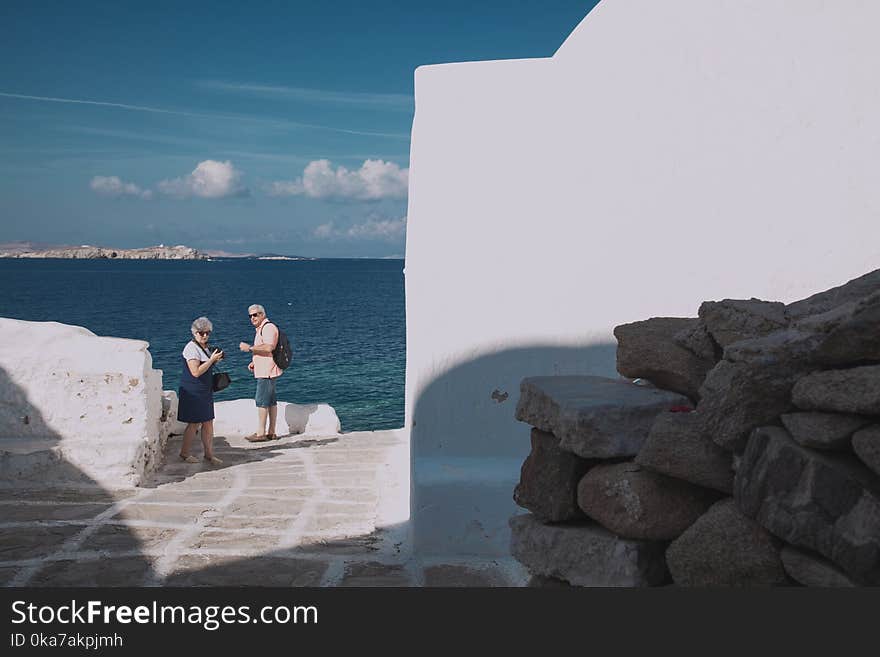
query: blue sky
[{"left": 0, "top": 1, "right": 599, "bottom": 257}]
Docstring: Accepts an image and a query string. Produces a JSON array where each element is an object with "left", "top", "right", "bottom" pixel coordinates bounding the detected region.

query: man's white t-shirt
[{"left": 183, "top": 341, "right": 211, "bottom": 362}]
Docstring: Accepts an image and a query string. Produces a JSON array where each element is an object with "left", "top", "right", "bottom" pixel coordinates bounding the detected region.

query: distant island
[
  {"left": 0, "top": 242, "right": 317, "bottom": 261},
  {"left": 0, "top": 243, "right": 208, "bottom": 260}
]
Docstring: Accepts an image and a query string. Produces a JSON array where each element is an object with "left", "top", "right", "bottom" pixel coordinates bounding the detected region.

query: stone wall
[
  {"left": 0, "top": 318, "right": 176, "bottom": 489},
  {"left": 511, "top": 270, "right": 880, "bottom": 586}
]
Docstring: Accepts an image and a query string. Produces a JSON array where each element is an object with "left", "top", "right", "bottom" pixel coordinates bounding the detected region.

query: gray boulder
[
  {"left": 614, "top": 317, "right": 716, "bottom": 401},
  {"left": 673, "top": 320, "right": 719, "bottom": 362},
  {"left": 635, "top": 411, "right": 734, "bottom": 493},
  {"left": 813, "top": 291, "right": 880, "bottom": 365},
  {"left": 513, "top": 428, "right": 593, "bottom": 522},
  {"left": 852, "top": 425, "right": 880, "bottom": 477},
  {"left": 509, "top": 513, "right": 668, "bottom": 587},
  {"left": 698, "top": 298, "right": 788, "bottom": 348},
  {"left": 735, "top": 426, "right": 880, "bottom": 584},
  {"left": 666, "top": 498, "right": 787, "bottom": 587},
  {"left": 696, "top": 360, "right": 797, "bottom": 451},
  {"left": 723, "top": 327, "right": 824, "bottom": 368},
  {"left": 780, "top": 411, "right": 871, "bottom": 450},
  {"left": 792, "top": 365, "right": 880, "bottom": 415},
  {"left": 780, "top": 546, "right": 858, "bottom": 587},
  {"left": 516, "top": 376, "right": 690, "bottom": 459},
  {"left": 576, "top": 462, "right": 719, "bottom": 541},
  {"left": 786, "top": 268, "right": 880, "bottom": 320}
]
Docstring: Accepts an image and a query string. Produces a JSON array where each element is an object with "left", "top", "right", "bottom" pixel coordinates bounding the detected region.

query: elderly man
[{"left": 239, "top": 304, "right": 282, "bottom": 442}]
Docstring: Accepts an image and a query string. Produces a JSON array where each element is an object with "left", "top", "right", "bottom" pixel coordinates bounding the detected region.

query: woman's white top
[{"left": 183, "top": 340, "right": 211, "bottom": 362}]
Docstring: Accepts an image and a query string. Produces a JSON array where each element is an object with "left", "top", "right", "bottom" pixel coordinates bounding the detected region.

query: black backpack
[{"left": 262, "top": 321, "right": 293, "bottom": 370}]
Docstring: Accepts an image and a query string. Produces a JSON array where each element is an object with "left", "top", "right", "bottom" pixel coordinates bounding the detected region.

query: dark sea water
[{"left": 0, "top": 258, "right": 405, "bottom": 432}]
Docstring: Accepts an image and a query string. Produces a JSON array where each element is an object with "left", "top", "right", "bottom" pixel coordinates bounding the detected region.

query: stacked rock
[{"left": 510, "top": 269, "right": 880, "bottom": 586}]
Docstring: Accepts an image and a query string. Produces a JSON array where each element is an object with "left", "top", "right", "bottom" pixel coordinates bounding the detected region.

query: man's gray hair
[
  {"left": 191, "top": 316, "right": 213, "bottom": 335},
  {"left": 248, "top": 304, "right": 266, "bottom": 315}
]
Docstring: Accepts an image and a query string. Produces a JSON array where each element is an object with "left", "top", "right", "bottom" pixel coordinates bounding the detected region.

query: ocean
[{"left": 0, "top": 258, "right": 405, "bottom": 432}]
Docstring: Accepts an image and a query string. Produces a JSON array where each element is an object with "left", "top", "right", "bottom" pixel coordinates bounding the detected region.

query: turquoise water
[{"left": 0, "top": 258, "right": 405, "bottom": 432}]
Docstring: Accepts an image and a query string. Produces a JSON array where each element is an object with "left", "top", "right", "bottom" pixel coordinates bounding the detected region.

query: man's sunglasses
[
  {"left": 197, "top": 330, "right": 211, "bottom": 336},
  {"left": 249, "top": 313, "right": 261, "bottom": 318}
]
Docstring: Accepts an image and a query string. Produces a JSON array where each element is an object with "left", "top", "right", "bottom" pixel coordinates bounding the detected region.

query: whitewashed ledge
[
  {"left": 0, "top": 317, "right": 341, "bottom": 490},
  {"left": 169, "top": 399, "right": 342, "bottom": 438}
]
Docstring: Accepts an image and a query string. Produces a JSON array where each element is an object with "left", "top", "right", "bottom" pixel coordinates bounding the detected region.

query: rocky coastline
[{"left": 0, "top": 244, "right": 207, "bottom": 260}]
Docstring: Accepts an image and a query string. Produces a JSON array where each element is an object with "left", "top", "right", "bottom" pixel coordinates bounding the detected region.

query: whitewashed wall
[
  {"left": 0, "top": 318, "right": 171, "bottom": 488},
  {"left": 406, "top": 0, "right": 880, "bottom": 556}
]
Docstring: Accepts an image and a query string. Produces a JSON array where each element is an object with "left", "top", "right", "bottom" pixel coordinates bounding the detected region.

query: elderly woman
[{"left": 178, "top": 316, "right": 224, "bottom": 465}]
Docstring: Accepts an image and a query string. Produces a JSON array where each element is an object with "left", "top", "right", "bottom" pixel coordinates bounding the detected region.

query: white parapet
[
  {"left": 0, "top": 318, "right": 173, "bottom": 489},
  {"left": 405, "top": 1, "right": 880, "bottom": 556},
  {"left": 168, "top": 399, "right": 342, "bottom": 438}
]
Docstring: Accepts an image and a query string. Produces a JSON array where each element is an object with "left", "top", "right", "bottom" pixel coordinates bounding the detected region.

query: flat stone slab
[
  {"left": 0, "top": 502, "right": 113, "bottom": 522},
  {"left": 340, "top": 561, "right": 412, "bottom": 586},
  {"left": 0, "top": 566, "right": 21, "bottom": 586},
  {"left": 164, "top": 555, "right": 328, "bottom": 586},
  {"left": 29, "top": 557, "right": 156, "bottom": 587},
  {"left": 0, "top": 525, "right": 82, "bottom": 560},
  {"left": 516, "top": 376, "right": 690, "bottom": 458},
  {"left": 423, "top": 564, "right": 507, "bottom": 587},
  {"left": 509, "top": 513, "right": 668, "bottom": 587},
  {"left": 80, "top": 525, "right": 179, "bottom": 552}
]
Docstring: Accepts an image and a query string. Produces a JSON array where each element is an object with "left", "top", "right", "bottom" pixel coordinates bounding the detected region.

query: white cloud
[
  {"left": 266, "top": 180, "right": 305, "bottom": 196},
  {"left": 158, "top": 160, "right": 247, "bottom": 199},
  {"left": 312, "top": 216, "right": 407, "bottom": 241},
  {"left": 90, "top": 176, "right": 153, "bottom": 200},
  {"left": 268, "top": 159, "right": 408, "bottom": 200}
]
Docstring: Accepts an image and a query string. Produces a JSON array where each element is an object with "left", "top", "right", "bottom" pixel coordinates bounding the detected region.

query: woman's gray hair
[
  {"left": 248, "top": 304, "right": 265, "bottom": 315},
  {"left": 191, "top": 316, "right": 213, "bottom": 335}
]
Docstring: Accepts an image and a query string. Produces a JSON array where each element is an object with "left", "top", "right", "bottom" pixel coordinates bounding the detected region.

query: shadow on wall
[
  {"left": 0, "top": 365, "right": 153, "bottom": 585},
  {"left": 411, "top": 342, "right": 618, "bottom": 460},
  {"left": 409, "top": 342, "right": 617, "bottom": 558}
]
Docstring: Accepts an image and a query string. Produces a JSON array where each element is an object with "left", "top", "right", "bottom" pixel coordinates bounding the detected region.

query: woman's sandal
[
  {"left": 204, "top": 455, "right": 223, "bottom": 466},
  {"left": 180, "top": 454, "right": 200, "bottom": 464}
]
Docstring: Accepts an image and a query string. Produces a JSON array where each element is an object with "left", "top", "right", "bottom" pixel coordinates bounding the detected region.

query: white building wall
[{"left": 405, "top": 0, "right": 880, "bottom": 556}]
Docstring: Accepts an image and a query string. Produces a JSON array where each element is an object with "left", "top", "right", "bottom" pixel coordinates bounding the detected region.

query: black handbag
[
  {"left": 212, "top": 371, "right": 231, "bottom": 392},
  {"left": 194, "top": 342, "right": 232, "bottom": 392}
]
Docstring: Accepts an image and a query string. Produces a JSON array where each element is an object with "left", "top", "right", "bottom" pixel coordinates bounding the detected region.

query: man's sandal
[
  {"left": 245, "top": 434, "right": 269, "bottom": 443},
  {"left": 180, "top": 454, "right": 200, "bottom": 463},
  {"left": 204, "top": 455, "right": 223, "bottom": 466}
]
